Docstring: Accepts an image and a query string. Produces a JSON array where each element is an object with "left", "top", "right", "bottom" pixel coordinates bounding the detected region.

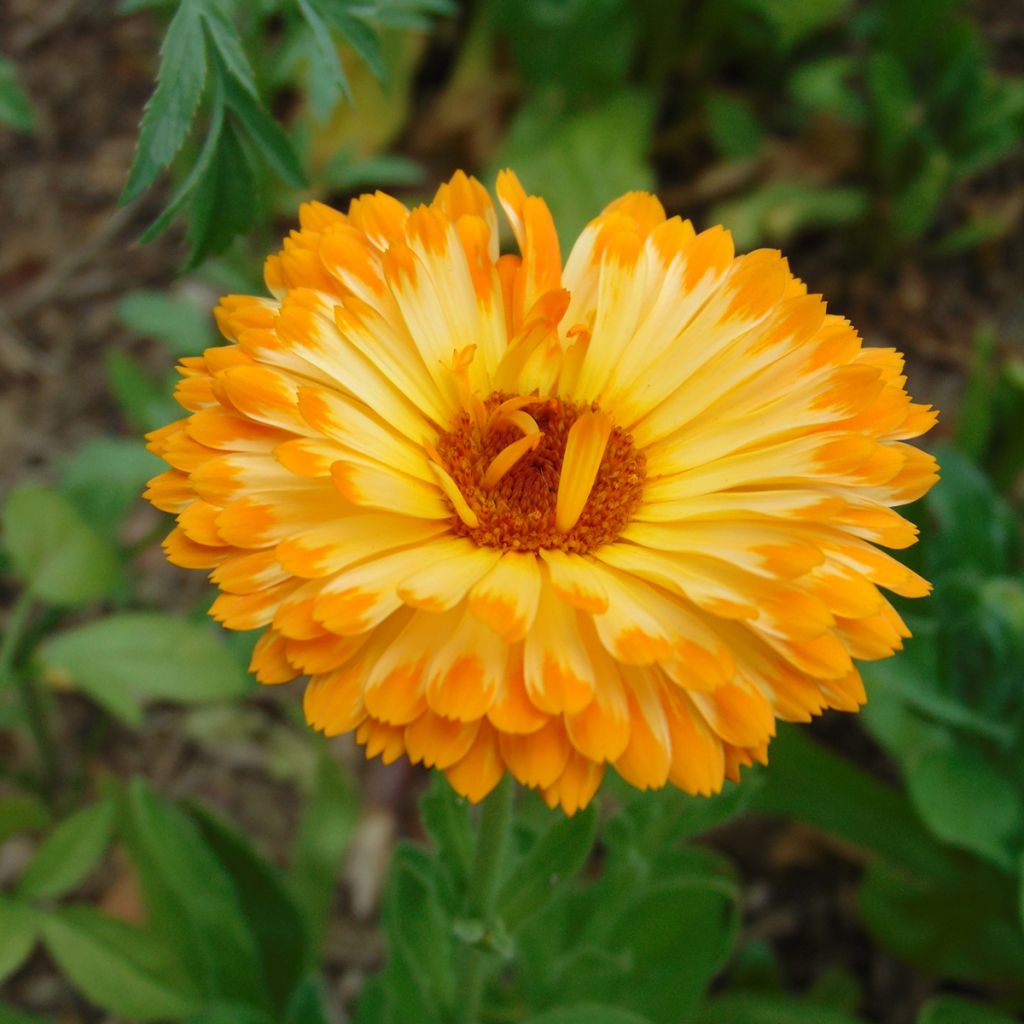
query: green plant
[{"left": 120, "top": 0, "right": 453, "bottom": 264}]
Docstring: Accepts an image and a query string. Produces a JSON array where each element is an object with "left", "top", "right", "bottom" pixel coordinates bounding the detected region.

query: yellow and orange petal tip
[{"left": 144, "top": 169, "right": 937, "bottom": 814}]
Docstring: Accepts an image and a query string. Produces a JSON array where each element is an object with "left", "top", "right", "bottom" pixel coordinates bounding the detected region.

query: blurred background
[{"left": 1, "top": 1, "right": 1024, "bottom": 1023}]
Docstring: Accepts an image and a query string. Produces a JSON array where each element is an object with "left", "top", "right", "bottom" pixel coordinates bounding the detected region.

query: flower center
[{"left": 431, "top": 393, "right": 646, "bottom": 554}]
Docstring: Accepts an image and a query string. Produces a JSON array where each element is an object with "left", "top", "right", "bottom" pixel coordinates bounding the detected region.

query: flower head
[{"left": 145, "top": 170, "right": 937, "bottom": 813}]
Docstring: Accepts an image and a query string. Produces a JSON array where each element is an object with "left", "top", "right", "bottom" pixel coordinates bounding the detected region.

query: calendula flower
[{"left": 145, "top": 170, "right": 937, "bottom": 813}]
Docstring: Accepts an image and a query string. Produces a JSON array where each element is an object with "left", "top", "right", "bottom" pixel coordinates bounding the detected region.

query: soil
[{"left": 2, "top": 1, "right": 1022, "bottom": 1022}]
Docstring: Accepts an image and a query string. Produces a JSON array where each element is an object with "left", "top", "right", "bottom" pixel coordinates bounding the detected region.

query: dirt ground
[{"left": 2, "top": 1, "right": 1023, "bottom": 1021}]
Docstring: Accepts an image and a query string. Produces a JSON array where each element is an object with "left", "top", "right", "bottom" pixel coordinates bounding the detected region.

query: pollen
[{"left": 434, "top": 393, "right": 647, "bottom": 553}]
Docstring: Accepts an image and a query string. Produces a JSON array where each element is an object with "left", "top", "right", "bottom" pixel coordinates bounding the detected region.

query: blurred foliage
[{"left": 4, "top": 0, "right": 1024, "bottom": 1020}]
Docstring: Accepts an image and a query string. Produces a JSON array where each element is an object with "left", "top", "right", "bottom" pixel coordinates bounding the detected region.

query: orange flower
[{"left": 145, "top": 171, "right": 937, "bottom": 813}]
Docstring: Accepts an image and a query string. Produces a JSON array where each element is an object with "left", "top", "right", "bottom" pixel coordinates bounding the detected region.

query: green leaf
[
  {"left": 283, "top": 976, "right": 330, "bottom": 1024},
  {"left": 186, "top": 117, "right": 258, "bottom": 266},
  {"left": 866, "top": 53, "right": 918, "bottom": 173},
  {"left": 892, "top": 148, "right": 950, "bottom": 242},
  {"left": 2, "top": 485, "right": 120, "bottom": 607},
  {"left": 601, "top": 879, "right": 738, "bottom": 1022},
  {"left": 223, "top": 74, "right": 306, "bottom": 189},
  {"left": 18, "top": 797, "right": 117, "bottom": 901},
  {"left": 41, "top": 906, "right": 200, "bottom": 1020},
  {"left": 123, "top": 779, "right": 268, "bottom": 1006},
  {"left": 917, "top": 996, "right": 1019, "bottom": 1024},
  {"left": 199, "top": 2, "right": 259, "bottom": 97},
  {"left": 731, "top": 0, "right": 850, "bottom": 50},
  {"left": 492, "top": 90, "right": 655, "bottom": 250},
  {"left": 751, "top": 726, "right": 947, "bottom": 876},
  {"left": 905, "top": 741, "right": 1020, "bottom": 869},
  {"left": 106, "top": 349, "right": 180, "bottom": 432},
  {"left": 859, "top": 857, "right": 1024, "bottom": 988},
  {"left": 712, "top": 182, "right": 868, "bottom": 250},
  {"left": 185, "top": 1006, "right": 274, "bottom": 1024},
  {"left": 381, "top": 844, "right": 455, "bottom": 1022},
  {"left": 290, "top": 747, "right": 359, "bottom": 954},
  {"left": 491, "top": 0, "right": 638, "bottom": 102},
  {"left": 188, "top": 803, "right": 309, "bottom": 1013},
  {"left": 693, "top": 992, "right": 862, "bottom": 1024},
  {"left": 954, "top": 326, "right": 999, "bottom": 460},
  {"left": 61, "top": 438, "right": 163, "bottom": 541},
  {"left": 788, "top": 56, "right": 863, "bottom": 121},
  {"left": 0, "top": 795, "right": 50, "bottom": 841},
  {"left": 0, "top": 58, "right": 34, "bottom": 132},
  {"left": 524, "top": 1007, "right": 653, "bottom": 1024},
  {"left": 705, "top": 92, "right": 763, "bottom": 160},
  {"left": 122, "top": 0, "right": 208, "bottom": 202},
  {"left": 140, "top": 76, "right": 227, "bottom": 244},
  {"left": 0, "top": 897, "right": 37, "bottom": 985},
  {"left": 298, "top": 0, "right": 352, "bottom": 118},
  {"left": 117, "top": 289, "right": 213, "bottom": 357},
  {"left": 0, "top": 1002, "right": 49, "bottom": 1024},
  {"left": 498, "top": 804, "right": 597, "bottom": 933},
  {"left": 329, "top": 8, "right": 387, "bottom": 83},
  {"left": 420, "top": 773, "right": 473, "bottom": 894},
  {"left": 925, "top": 444, "right": 1020, "bottom": 577},
  {"left": 39, "top": 613, "right": 250, "bottom": 724}
]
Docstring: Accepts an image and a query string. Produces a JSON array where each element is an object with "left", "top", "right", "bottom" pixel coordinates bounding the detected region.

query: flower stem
[{"left": 456, "top": 774, "right": 514, "bottom": 1024}]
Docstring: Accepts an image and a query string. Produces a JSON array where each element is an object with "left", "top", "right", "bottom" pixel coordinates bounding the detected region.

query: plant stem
[
  {"left": 0, "top": 592, "right": 58, "bottom": 796},
  {"left": 456, "top": 775, "right": 514, "bottom": 1024}
]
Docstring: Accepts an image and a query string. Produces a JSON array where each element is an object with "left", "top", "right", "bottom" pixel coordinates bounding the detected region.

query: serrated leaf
[
  {"left": 141, "top": 77, "right": 226, "bottom": 244},
  {"left": 299, "top": 0, "right": 351, "bottom": 118},
  {"left": 0, "top": 58, "right": 35, "bottom": 132},
  {"left": 223, "top": 73, "right": 306, "bottom": 188},
  {"left": 329, "top": 8, "right": 387, "bottom": 83},
  {"left": 41, "top": 906, "right": 200, "bottom": 1021},
  {"left": 199, "top": 1, "right": 259, "bottom": 97},
  {"left": 2, "top": 485, "right": 120, "bottom": 607},
  {"left": 122, "top": 0, "right": 208, "bottom": 202},
  {"left": 0, "top": 897, "right": 37, "bottom": 985},
  {"left": 186, "top": 116, "right": 258, "bottom": 265},
  {"left": 18, "top": 798, "right": 117, "bottom": 901},
  {"left": 38, "top": 613, "right": 250, "bottom": 724}
]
